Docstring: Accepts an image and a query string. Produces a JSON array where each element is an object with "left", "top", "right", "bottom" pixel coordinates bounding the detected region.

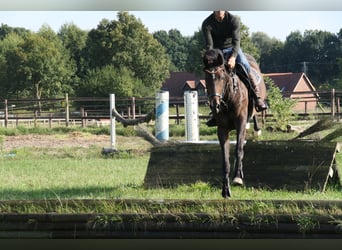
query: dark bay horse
[{"left": 203, "top": 49, "right": 266, "bottom": 198}]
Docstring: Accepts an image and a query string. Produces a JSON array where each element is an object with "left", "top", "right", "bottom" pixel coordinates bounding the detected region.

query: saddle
[
  {"left": 232, "top": 63, "right": 258, "bottom": 117},
  {"left": 233, "top": 63, "right": 258, "bottom": 100}
]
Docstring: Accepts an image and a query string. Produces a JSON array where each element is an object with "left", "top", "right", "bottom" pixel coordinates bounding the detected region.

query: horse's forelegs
[
  {"left": 222, "top": 176, "right": 231, "bottom": 198},
  {"left": 218, "top": 127, "right": 231, "bottom": 198},
  {"left": 253, "top": 115, "right": 262, "bottom": 136},
  {"left": 232, "top": 125, "right": 246, "bottom": 186}
]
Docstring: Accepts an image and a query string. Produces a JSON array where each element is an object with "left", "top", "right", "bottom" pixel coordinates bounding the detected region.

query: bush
[{"left": 265, "top": 77, "right": 297, "bottom": 131}]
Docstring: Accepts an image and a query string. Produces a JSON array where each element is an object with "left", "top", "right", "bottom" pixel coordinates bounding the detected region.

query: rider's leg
[{"left": 236, "top": 49, "right": 267, "bottom": 112}]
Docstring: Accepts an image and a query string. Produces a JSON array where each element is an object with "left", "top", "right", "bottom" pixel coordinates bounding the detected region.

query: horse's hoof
[
  {"left": 254, "top": 130, "right": 262, "bottom": 137},
  {"left": 222, "top": 193, "right": 231, "bottom": 199},
  {"left": 232, "top": 177, "right": 243, "bottom": 186},
  {"left": 222, "top": 188, "right": 231, "bottom": 198}
]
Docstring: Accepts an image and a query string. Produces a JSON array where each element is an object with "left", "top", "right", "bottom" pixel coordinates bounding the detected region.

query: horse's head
[{"left": 203, "top": 49, "right": 231, "bottom": 115}]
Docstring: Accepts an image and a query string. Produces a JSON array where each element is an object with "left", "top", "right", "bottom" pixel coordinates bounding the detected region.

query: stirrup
[{"left": 206, "top": 117, "right": 217, "bottom": 127}]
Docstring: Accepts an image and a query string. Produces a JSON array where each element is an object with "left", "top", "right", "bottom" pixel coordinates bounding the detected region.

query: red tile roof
[
  {"left": 264, "top": 72, "right": 316, "bottom": 97},
  {"left": 161, "top": 72, "right": 201, "bottom": 97}
]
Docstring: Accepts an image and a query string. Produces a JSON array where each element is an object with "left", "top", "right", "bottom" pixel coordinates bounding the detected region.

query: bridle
[{"left": 204, "top": 64, "right": 236, "bottom": 108}]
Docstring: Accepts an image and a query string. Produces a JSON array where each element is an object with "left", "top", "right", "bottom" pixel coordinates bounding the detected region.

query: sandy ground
[
  {"left": 2, "top": 133, "right": 112, "bottom": 151},
  {"left": 2, "top": 133, "right": 153, "bottom": 152}
]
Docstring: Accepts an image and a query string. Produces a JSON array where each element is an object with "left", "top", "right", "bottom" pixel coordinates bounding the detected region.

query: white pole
[
  {"left": 184, "top": 90, "right": 199, "bottom": 142},
  {"left": 155, "top": 91, "right": 169, "bottom": 142},
  {"left": 110, "top": 93, "right": 116, "bottom": 149}
]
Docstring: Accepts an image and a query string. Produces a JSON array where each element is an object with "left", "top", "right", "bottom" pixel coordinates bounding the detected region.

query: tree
[
  {"left": 58, "top": 23, "right": 88, "bottom": 77},
  {"left": 240, "top": 23, "right": 260, "bottom": 62},
  {"left": 3, "top": 26, "right": 76, "bottom": 110},
  {"left": 251, "top": 32, "right": 285, "bottom": 72},
  {"left": 83, "top": 11, "right": 171, "bottom": 96},
  {"left": 0, "top": 24, "right": 30, "bottom": 40},
  {"left": 301, "top": 30, "right": 340, "bottom": 86},
  {"left": 153, "top": 29, "right": 190, "bottom": 72},
  {"left": 78, "top": 65, "right": 138, "bottom": 97},
  {"left": 185, "top": 29, "right": 206, "bottom": 76},
  {"left": 0, "top": 32, "right": 26, "bottom": 99}
]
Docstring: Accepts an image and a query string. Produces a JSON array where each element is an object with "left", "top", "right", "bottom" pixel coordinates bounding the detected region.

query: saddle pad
[{"left": 251, "top": 67, "right": 262, "bottom": 85}]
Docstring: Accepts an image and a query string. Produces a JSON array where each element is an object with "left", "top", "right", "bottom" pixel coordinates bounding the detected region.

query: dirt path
[
  {"left": 2, "top": 133, "right": 111, "bottom": 151},
  {"left": 2, "top": 133, "right": 153, "bottom": 152}
]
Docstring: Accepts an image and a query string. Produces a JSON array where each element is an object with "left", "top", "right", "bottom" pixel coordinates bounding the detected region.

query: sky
[{"left": 0, "top": 11, "right": 341, "bottom": 41}]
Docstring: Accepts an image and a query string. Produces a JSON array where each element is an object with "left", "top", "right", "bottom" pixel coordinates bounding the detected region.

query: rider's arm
[
  {"left": 229, "top": 14, "right": 241, "bottom": 59},
  {"left": 202, "top": 19, "right": 214, "bottom": 50}
]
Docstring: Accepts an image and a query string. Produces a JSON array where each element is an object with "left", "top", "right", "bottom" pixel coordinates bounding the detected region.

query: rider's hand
[{"left": 227, "top": 56, "right": 236, "bottom": 69}]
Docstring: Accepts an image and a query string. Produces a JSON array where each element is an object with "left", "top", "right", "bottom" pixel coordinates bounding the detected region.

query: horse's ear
[
  {"left": 217, "top": 51, "right": 224, "bottom": 65},
  {"left": 203, "top": 51, "right": 213, "bottom": 69}
]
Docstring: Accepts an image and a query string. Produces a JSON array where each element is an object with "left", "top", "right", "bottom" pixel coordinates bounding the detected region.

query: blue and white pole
[
  {"left": 184, "top": 90, "right": 199, "bottom": 142},
  {"left": 155, "top": 91, "right": 169, "bottom": 142}
]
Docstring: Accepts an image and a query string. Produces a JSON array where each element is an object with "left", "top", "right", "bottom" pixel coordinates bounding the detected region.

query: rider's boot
[
  {"left": 206, "top": 113, "right": 217, "bottom": 127},
  {"left": 249, "top": 72, "right": 267, "bottom": 112}
]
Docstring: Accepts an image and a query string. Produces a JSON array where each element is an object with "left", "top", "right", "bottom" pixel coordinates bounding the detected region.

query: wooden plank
[{"left": 143, "top": 141, "right": 339, "bottom": 191}]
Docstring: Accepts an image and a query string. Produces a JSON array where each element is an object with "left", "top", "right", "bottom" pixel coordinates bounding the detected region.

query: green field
[{"left": 0, "top": 121, "right": 342, "bottom": 215}]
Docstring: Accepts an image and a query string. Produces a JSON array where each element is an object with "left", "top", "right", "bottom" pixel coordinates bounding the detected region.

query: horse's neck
[{"left": 224, "top": 73, "right": 238, "bottom": 101}]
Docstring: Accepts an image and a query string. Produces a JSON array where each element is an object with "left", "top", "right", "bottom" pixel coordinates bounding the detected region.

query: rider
[{"left": 202, "top": 11, "right": 267, "bottom": 126}]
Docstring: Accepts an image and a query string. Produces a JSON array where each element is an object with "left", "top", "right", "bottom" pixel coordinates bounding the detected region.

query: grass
[
  {"left": 1, "top": 145, "right": 342, "bottom": 201},
  {"left": 0, "top": 119, "right": 342, "bottom": 216}
]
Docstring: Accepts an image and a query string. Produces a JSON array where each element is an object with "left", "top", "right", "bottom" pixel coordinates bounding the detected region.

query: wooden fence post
[
  {"left": 176, "top": 104, "right": 180, "bottom": 125},
  {"left": 49, "top": 114, "right": 52, "bottom": 128},
  {"left": 34, "top": 110, "right": 38, "bottom": 128},
  {"left": 337, "top": 97, "right": 340, "bottom": 121},
  {"left": 81, "top": 107, "right": 86, "bottom": 128},
  {"left": 65, "top": 93, "right": 69, "bottom": 127},
  {"left": 4, "top": 99, "right": 8, "bottom": 128},
  {"left": 132, "top": 97, "right": 136, "bottom": 119}
]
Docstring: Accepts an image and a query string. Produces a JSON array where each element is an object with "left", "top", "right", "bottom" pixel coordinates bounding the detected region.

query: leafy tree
[
  {"left": 185, "top": 29, "right": 206, "bottom": 76},
  {"left": 240, "top": 23, "right": 260, "bottom": 62},
  {"left": 251, "top": 32, "right": 285, "bottom": 72},
  {"left": 58, "top": 23, "right": 88, "bottom": 77},
  {"left": 153, "top": 29, "right": 190, "bottom": 72},
  {"left": 0, "top": 32, "right": 26, "bottom": 99},
  {"left": 255, "top": 29, "right": 342, "bottom": 89},
  {"left": 301, "top": 30, "right": 340, "bottom": 85},
  {"left": 0, "top": 24, "right": 30, "bottom": 40},
  {"left": 2, "top": 26, "right": 76, "bottom": 110},
  {"left": 83, "top": 11, "right": 171, "bottom": 96},
  {"left": 78, "top": 65, "right": 139, "bottom": 97}
]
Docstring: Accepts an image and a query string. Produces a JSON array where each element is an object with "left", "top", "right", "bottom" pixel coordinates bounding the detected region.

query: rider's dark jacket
[{"left": 201, "top": 11, "right": 241, "bottom": 59}]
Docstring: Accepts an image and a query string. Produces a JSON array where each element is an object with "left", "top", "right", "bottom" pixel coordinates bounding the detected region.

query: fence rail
[{"left": 1, "top": 89, "right": 341, "bottom": 128}]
